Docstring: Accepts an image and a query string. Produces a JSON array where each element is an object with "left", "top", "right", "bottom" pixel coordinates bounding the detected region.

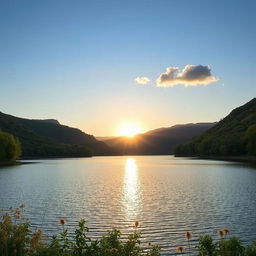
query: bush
[
  {"left": 0, "top": 131, "right": 21, "bottom": 162},
  {"left": 197, "top": 235, "right": 217, "bottom": 256},
  {"left": 244, "top": 241, "right": 256, "bottom": 256},
  {"left": 1, "top": 206, "right": 256, "bottom": 256},
  {"left": 0, "top": 206, "right": 160, "bottom": 256}
]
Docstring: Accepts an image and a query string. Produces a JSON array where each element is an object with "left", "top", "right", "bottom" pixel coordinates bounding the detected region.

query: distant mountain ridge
[
  {"left": 102, "top": 122, "right": 215, "bottom": 155},
  {"left": 0, "top": 112, "right": 113, "bottom": 158},
  {"left": 174, "top": 98, "right": 256, "bottom": 157},
  {"left": 0, "top": 112, "right": 218, "bottom": 158},
  {"left": 145, "top": 122, "right": 216, "bottom": 138},
  {"left": 31, "top": 119, "right": 60, "bottom": 125}
]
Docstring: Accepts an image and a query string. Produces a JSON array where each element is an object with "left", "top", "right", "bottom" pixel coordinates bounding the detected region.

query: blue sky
[{"left": 0, "top": 0, "right": 255, "bottom": 136}]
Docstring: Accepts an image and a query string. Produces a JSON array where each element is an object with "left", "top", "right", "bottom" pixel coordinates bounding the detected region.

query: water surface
[{"left": 0, "top": 156, "right": 255, "bottom": 254}]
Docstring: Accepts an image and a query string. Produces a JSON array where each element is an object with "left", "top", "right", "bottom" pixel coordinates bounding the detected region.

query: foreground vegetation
[{"left": 1, "top": 206, "right": 256, "bottom": 256}]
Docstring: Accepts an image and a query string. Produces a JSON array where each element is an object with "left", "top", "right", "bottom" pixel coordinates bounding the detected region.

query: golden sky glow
[
  {"left": 118, "top": 123, "right": 142, "bottom": 137},
  {"left": 1, "top": 1, "right": 255, "bottom": 137}
]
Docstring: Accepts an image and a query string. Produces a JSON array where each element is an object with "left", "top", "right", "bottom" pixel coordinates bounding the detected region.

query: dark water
[{"left": 0, "top": 156, "right": 256, "bottom": 254}]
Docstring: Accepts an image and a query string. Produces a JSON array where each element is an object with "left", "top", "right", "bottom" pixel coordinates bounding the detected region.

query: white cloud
[
  {"left": 135, "top": 76, "right": 150, "bottom": 85},
  {"left": 156, "top": 65, "right": 218, "bottom": 87}
]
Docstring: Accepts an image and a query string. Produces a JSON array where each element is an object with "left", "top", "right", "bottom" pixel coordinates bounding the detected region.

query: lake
[{"left": 0, "top": 156, "right": 256, "bottom": 254}]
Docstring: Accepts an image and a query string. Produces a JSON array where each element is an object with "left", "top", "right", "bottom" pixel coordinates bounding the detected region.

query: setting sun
[{"left": 118, "top": 123, "right": 142, "bottom": 137}]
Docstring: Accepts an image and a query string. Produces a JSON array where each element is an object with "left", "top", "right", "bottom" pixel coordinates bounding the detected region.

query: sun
[{"left": 118, "top": 123, "right": 142, "bottom": 137}]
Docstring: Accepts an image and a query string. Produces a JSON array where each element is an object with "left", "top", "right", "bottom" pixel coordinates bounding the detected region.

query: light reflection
[{"left": 122, "top": 158, "right": 141, "bottom": 220}]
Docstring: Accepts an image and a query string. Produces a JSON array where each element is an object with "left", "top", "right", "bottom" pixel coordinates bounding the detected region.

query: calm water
[{"left": 0, "top": 156, "right": 256, "bottom": 254}]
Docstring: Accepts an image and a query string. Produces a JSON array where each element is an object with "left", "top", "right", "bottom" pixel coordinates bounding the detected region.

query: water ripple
[{"left": 0, "top": 156, "right": 256, "bottom": 255}]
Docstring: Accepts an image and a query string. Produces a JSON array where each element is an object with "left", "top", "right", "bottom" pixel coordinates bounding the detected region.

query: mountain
[
  {"left": 96, "top": 136, "right": 116, "bottom": 141},
  {"left": 174, "top": 98, "right": 256, "bottom": 157},
  {"left": 0, "top": 112, "right": 113, "bottom": 158},
  {"left": 102, "top": 123, "right": 215, "bottom": 155}
]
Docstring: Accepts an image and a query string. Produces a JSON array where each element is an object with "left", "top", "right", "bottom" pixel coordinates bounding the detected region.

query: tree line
[{"left": 174, "top": 124, "right": 256, "bottom": 157}]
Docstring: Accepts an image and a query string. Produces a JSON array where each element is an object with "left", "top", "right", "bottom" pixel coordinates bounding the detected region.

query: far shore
[
  {"left": 187, "top": 155, "right": 256, "bottom": 164},
  {"left": 0, "top": 160, "right": 39, "bottom": 167},
  {"left": 1, "top": 155, "right": 256, "bottom": 167},
  {"left": 0, "top": 161, "right": 22, "bottom": 167}
]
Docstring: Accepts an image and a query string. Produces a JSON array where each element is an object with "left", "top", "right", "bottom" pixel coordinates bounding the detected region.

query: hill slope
[
  {"left": 174, "top": 98, "right": 256, "bottom": 157},
  {"left": 0, "top": 112, "right": 113, "bottom": 158},
  {"left": 103, "top": 123, "right": 215, "bottom": 155}
]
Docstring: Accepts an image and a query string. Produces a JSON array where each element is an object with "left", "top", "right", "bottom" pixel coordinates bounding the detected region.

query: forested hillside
[
  {"left": 174, "top": 98, "right": 256, "bottom": 156},
  {"left": 0, "top": 112, "right": 113, "bottom": 158}
]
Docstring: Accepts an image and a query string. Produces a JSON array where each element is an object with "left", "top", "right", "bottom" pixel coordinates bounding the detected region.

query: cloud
[
  {"left": 156, "top": 65, "right": 218, "bottom": 87},
  {"left": 135, "top": 76, "right": 150, "bottom": 85}
]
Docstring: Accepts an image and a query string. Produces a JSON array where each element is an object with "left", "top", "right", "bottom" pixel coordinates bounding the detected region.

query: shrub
[
  {"left": 1, "top": 206, "right": 256, "bottom": 256},
  {"left": 0, "top": 207, "right": 160, "bottom": 256},
  {"left": 244, "top": 241, "right": 256, "bottom": 256},
  {"left": 218, "top": 236, "right": 244, "bottom": 256},
  {"left": 0, "top": 131, "right": 21, "bottom": 162},
  {"left": 197, "top": 235, "right": 217, "bottom": 256}
]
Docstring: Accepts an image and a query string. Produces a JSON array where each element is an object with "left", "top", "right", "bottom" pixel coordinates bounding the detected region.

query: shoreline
[
  {"left": 182, "top": 155, "right": 256, "bottom": 165},
  {"left": 0, "top": 160, "right": 39, "bottom": 167},
  {"left": 0, "top": 161, "right": 22, "bottom": 167},
  {"left": 2, "top": 155, "right": 256, "bottom": 167}
]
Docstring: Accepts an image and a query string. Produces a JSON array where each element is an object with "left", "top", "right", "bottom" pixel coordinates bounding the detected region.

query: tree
[{"left": 0, "top": 131, "right": 21, "bottom": 162}]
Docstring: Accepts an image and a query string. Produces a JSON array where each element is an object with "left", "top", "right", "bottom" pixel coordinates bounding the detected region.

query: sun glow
[{"left": 118, "top": 123, "right": 141, "bottom": 137}]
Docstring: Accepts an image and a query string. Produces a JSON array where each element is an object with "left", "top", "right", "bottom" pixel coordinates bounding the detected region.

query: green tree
[{"left": 0, "top": 131, "right": 21, "bottom": 162}]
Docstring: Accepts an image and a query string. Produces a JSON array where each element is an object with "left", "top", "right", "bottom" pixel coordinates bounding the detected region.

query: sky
[{"left": 0, "top": 0, "right": 256, "bottom": 136}]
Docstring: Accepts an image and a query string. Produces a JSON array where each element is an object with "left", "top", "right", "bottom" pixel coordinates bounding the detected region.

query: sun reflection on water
[{"left": 122, "top": 158, "right": 141, "bottom": 221}]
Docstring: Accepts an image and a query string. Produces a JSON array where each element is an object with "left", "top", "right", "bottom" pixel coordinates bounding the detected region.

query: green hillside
[
  {"left": 0, "top": 112, "right": 113, "bottom": 158},
  {"left": 174, "top": 98, "right": 256, "bottom": 157}
]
